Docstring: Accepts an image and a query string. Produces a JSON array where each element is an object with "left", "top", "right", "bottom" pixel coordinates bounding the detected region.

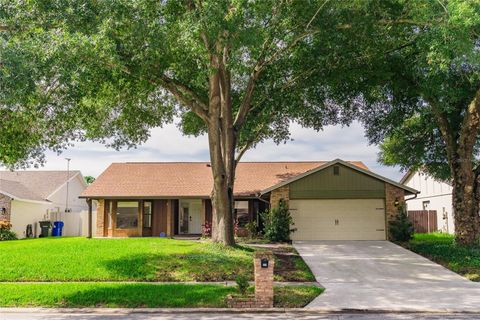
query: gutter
[
  {"left": 255, "top": 193, "right": 270, "bottom": 207},
  {"left": 405, "top": 192, "right": 419, "bottom": 202}
]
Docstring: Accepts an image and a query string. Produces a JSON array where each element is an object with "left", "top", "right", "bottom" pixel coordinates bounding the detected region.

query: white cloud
[{"left": 17, "top": 121, "right": 404, "bottom": 181}]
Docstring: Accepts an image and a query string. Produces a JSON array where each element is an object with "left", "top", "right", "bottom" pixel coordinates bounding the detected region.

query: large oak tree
[
  {"left": 355, "top": 1, "right": 480, "bottom": 245},
  {"left": 1, "top": 0, "right": 412, "bottom": 244}
]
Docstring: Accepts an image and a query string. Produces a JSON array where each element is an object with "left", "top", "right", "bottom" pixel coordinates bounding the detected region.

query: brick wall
[
  {"left": 96, "top": 199, "right": 105, "bottom": 237},
  {"left": 270, "top": 185, "right": 289, "bottom": 209},
  {"left": 254, "top": 251, "right": 275, "bottom": 308},
  {"left": 0, "top": 193, "right": 11, "bottom": 223},
  {"left": 385, "top": 183, "right": 405, "bottom": 239},
  {"left": 227, "top": 251, "right": 275, "bottom": 308}
]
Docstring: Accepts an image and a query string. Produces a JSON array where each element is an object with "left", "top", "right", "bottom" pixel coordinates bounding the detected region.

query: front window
[
  {"left": 116, "top": 201, "right": 139, "bottom": 229},
  {"left": 143, "top": 201, "right": 152, "bottom": 228},
  {"left": 234, "top": 201, "right": 250, "bottom": 227}
]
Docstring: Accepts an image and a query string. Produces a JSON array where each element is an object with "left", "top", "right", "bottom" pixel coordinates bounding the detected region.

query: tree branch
[
  {"left": 458, "top": 87, "right": 480, "bottom": 161},
  {"left": 234, "top": 29, "right": 321, "bottom": 129},
  {"left": 428, "top": 98, "right": 457, "bottom": 168},
  {"left": 157, "top": 75, "right": 209, "bottom": 122}
]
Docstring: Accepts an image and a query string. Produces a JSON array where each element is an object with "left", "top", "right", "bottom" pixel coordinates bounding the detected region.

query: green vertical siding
[{"left": 289, "top": 164, "right": 385, "bottom": 199}]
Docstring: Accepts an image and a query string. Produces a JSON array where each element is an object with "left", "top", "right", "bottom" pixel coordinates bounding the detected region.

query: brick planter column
[{"left": 254, "top": 251, "right": 275, "bottom": 308}]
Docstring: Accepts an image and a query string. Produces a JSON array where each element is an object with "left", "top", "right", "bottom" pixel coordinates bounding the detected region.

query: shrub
[
  {"left": 201, "top": 221, "right": 212, "bottom": 238},
  {"left": 235, "top": 274, "right": 249, "bottom": 296},
  {"left": 0, "top": 223, "right": 17, "bottom": 241},
  {"left": 245, "top": 221, "right": 259, "bottom": 239},
  {"left": 234, "top": 219, "right": 239, "bottom": 237},
  {"left": 389, "top": 204, "right": 413, "bottom": 242},
  {"left": 260, "top": 200, "right": 296, "bottom": 242}
]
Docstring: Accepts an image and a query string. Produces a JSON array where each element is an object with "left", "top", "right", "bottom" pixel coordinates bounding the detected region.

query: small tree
[
  {"left": 0, "top": 223, "right": 17, "bottom": 241},
  {"left": 235, "top": 274, "right": 249, "bottom": 296},
  {"left": 260, "top": 200, "right": 296, "bottom": 242},
  {"left": 389, "top": 204, "right": 413, "bottom": 242},
  {"left": 84, "top": 176, "right": 96, "bottom": 185}
]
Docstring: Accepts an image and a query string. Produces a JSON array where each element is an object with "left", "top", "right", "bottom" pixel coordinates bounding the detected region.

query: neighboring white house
[
  {"left": 401, "top": 170, "right": 454, "bottom": 234},
  {"left": 0, "top": 171, "right": 93, "bottom": 238}
]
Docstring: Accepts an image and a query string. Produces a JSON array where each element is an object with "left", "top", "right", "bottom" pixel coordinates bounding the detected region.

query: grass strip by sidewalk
[
  {"left": 406, "top": 233, "right": 480, "bottom": 281},
  {"left": 0, "top": 283, "right": 322, "bottom": 308}
]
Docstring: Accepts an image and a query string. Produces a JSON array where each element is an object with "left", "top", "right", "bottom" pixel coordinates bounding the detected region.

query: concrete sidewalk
[
  {"left": 1, "top": 308, "right": 480, "bottom": 320},
  {"left": 294, "top": 241, "right": 480, "bottom": 312}
]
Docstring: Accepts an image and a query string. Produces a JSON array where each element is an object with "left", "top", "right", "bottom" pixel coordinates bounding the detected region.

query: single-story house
[
  {"left": 400, "top": 170, "right": 454, "bottom": 234},
  {"left": 81, "top": 159, "right": 417, "bottom": 240},
  {"left": 0, "top": 170, "right": 90, "bottom": 238}
]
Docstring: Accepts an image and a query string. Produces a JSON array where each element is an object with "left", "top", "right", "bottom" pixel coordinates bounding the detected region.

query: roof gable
[
  {"left": 261, "top": 159, "right": 418, "bottom": 195},
  {"left": 289, "top": 163, "right": 386, "bottom": 199}
]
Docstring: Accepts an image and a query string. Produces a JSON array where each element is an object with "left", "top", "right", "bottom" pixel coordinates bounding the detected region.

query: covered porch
[{"left": 93, "top": 198, "right": 268, "bottom": 238}]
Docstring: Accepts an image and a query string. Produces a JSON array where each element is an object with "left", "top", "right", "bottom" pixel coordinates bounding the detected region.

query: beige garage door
[{"left": 289, "top": 199, "right": 386, "bottom": 240}]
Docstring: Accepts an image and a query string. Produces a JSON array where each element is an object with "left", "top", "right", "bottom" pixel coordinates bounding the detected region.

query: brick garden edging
[{"left": 227, "top": 251, "right": 275, "bottom": 308}]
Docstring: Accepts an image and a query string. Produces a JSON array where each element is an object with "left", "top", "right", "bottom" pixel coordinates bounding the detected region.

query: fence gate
[{"left": 407, "top": 210, "right": 438, "bottom": 233}]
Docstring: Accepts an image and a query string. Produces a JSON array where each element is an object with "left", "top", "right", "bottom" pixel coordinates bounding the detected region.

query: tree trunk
[
  {"left": 430, "top": 89, "right": 480, "bottom": 246},
  {"left": 207, "top": 125, "right": 236, "bottom": 246},
  {"left": 206, "top": 64, "right": 236, "bottom": 246},
  {"left": 451, "top": 160, "right": 479, "bottom": 246}
]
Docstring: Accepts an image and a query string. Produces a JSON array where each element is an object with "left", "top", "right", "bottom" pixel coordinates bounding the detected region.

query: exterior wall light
[{"left": 394, "top": 198, "right": 400, "bottom": 207}]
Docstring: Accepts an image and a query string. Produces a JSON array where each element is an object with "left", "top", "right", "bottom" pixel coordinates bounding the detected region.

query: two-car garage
[
  {"left": 263, "top": 160, "right": 417, "bottom": 241},
  {"left": 289, "top": 199, "right": 386, "bottom": 241}
]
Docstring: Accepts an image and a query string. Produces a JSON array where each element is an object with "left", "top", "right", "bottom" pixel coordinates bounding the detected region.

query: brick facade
[
  {"left": 0, "top": 193, "right": 11, "bottom": 223},
  {"left": 269, "top": 185, "right": 289, "bottom": 209},
  {"left": 96, "top": 199, "right": 105, "bottom": 237},
  {"left": 385, "top": 183, "right": 405, "bottom": 240}
]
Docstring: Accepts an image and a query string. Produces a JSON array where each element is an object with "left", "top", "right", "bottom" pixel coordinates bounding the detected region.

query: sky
[{"left": 27, "top": 120, "right": 405, "bottom": 182}]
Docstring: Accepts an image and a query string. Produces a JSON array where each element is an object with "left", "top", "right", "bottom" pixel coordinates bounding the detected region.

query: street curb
[{"left": 2, "top": 307, "right": 480, "bottom": 315}]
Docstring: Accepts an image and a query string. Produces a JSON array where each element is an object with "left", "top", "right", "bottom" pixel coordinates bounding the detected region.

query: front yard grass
[
  {"left": 0, "top": 237, "right": 315, "bottom": 282},
  {"left": 0, "top": 237, "right": 253, "bottom": 282},
  {"left": 0, "top": 283, "right": 322, "bottom": 308},
  {"left": 272, "top": 246, "right": 316, "bottom": 282},
  {"left": 405, "top": 233, "right": 480, "bottom": 281}
]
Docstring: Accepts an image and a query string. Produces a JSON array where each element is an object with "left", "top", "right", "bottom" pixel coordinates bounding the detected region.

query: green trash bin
[{"left": 39, "top": 221, "right": 51, "bottom": 238}]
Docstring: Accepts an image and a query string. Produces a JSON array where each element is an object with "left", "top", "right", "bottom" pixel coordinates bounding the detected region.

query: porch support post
[
  {"left": 138, "top": 200, "right": 144, "bottom": 237},
  {"left": 87, "top": 198, "right": 92, "bottom": 239},
  {"left": 166, "top": 200, "right": 174, "bottom": 237}
]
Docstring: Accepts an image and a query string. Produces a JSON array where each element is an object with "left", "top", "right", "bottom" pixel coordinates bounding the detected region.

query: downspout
[{"left": 405, "top": 192, "right": 419, "bottom": 202}]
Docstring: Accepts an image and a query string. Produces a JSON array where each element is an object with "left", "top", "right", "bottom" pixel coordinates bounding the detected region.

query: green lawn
[
  {"left": 0, "top": 237, "right": 254, "bottom": 282},
  {"left": 274, "top": 286, "right": 324, "bottom": 308},
  {"left": 0, "top": 237, "right": 314, "bottom": 282},
  {"left": 406, "top": 233, "right": 480, "bottom": 281},
  {"left": 0, "top": 283, "right": 322, "bottom": 308},
  {"left": 273, "top": 247, "right": 316, "bottom": 282}
]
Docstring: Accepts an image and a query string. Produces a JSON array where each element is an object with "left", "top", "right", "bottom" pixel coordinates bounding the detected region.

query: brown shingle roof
[
  {"left": 81, "top": 161, "right": 369, "bottom": 198},
  {"left": 0, "top": 171, "right": 81, "bottom": 201}
]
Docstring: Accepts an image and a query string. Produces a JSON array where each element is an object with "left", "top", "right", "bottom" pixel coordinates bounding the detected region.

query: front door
[{"left": 179, "top": 199, "right": 202, "bottom": 234}]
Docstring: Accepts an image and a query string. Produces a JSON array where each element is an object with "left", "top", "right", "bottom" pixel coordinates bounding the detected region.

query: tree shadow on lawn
[
  {"left": 59, "top": 283, "right": 235, "bottom": 308},
  {"left": 103, "top": 251, "right": 254, "bottom": 282}
]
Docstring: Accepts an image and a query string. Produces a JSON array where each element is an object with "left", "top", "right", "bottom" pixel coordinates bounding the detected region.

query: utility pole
[{"left": 65, "top": 158, "right": 71, "bottom": 213}]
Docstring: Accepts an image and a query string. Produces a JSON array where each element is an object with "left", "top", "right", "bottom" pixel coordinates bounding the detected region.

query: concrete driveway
[{"left": 294, "top": 241, "right": 480, "bottom": 312}]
